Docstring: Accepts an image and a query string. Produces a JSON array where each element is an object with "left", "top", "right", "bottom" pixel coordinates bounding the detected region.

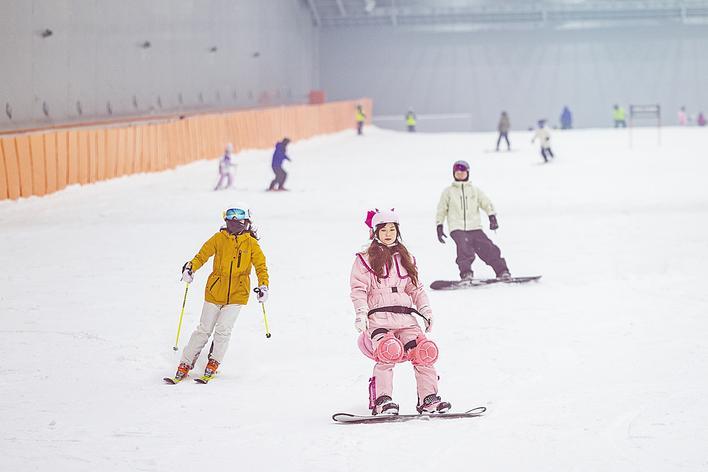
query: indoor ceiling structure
[{"left": 304, "top": 0, "right": 708, "bottom": 29}]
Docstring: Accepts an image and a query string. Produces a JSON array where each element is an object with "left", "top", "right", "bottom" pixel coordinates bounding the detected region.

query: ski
[
  {"left": 430, "top": 275, "right": 541, "bottom": 291},
  {"left": 163, "top": 377, "right": 184, "bottom": 384},
  {"left": 194, "top": 375, "right": 214, "bottom": 384},
  {"left": 332, "top": 406, "right": 486, "bottom": 424}
]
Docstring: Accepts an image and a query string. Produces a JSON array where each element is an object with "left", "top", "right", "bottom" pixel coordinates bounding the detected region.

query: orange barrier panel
[
  {"left": 55, "top": 131, "right": 68, "bottom": 191},
  {"left": 105, "top": 129, "right": 118, "bottom": 179},
  {"left": 29, "top": 134, "right": 47, "bottom": 197},
  {"left": 44, "top": 132, "right": 58, "bottom": 194},
  {"left": 1, "top": 138, "right": 21, "bottom": 199},
  {"left": 15, "top": 135, "right": 33, "bottom": 197},
  {"left": 0, "top": 98, "right": 371, "bottom": 200},
  {"left": 97, "top": 130, "right": 108, "bottom": 181},
  {"left": 0, "top": 139, "right": 8, "bottom": 200},
  {"left": 67, "top": 131, "right": 79, "bottom": 185}
]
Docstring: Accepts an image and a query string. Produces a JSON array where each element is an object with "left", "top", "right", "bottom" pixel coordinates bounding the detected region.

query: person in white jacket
[
  {"left": 531, "top": 120, "right": 554, "bottom": 163},
  {"left": 435, "top": 160, "right": 510, "bottom": 281}
]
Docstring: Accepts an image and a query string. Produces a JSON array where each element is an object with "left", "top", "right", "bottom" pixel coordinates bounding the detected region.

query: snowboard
[
  {"left": 430, "top": 275, "right": 541, "bottom": 290},
  {"left": 333, "top": 407, "right": 486, "bottom": 424}
]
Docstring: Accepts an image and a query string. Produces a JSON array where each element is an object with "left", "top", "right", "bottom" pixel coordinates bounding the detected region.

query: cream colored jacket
[{"left": 436, "top": 181, "right": 496, "bottom": 232}]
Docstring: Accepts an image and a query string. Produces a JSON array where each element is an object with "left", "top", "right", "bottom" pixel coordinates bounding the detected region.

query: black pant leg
[
  {"left": 470, "top": 230, "right": 509, "bottom": 276},
  {"left": 450, "top": 230, "right": 476, "bottom": 276}
]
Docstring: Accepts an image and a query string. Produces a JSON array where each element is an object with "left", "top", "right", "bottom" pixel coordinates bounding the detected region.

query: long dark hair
[{"left": 366, "top": 224, "right": 419, "bottom": 286}]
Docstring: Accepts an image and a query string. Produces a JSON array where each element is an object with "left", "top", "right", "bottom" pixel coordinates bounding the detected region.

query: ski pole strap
[{"left": 367, "top": 305, "right": 429, "bottom": 323}]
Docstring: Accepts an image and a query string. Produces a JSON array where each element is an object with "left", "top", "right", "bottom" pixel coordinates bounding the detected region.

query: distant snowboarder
[
  {"left": 405, "top": 109, "right": 417, "bottom": 132},
  {"left": 214, "top": 143, "right": 236, "bottom": 191},
  {"left": 268, "top": 138, "right": 291, "bottom": 191},
  {"left": 350, "top": 208, "right": 451, "bottom": 415},
  {"left": 356, "top": 104, "right": 366, "bottom": 136},
  {"left": 560, "top": 106, "right": 573, "bottom": 129},
  {"left": 613, "top": 105, "right": 627, "bottom": 128},
  {"left": 531, "top": 120, "right": 554, "bottom": 163},
  {"left": 496, "top": 111, "right": 511, "bottom": 151},
  {"left": 436, "top": 160, "right": 511, "bottom": 281}
]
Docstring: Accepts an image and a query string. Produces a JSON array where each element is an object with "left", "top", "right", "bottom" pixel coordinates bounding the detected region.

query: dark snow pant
[
  {"left": 450, "top": 229, "right": 509, "bottom": 278},
  {"left": 269, "top": 165, "right": 287, "bottom": 190},
  {"left": 407, "top": 125, "right": 416, "bottom": 132},
  {"left": 496, "top": 132, "right": 510, "bottom": 150},
  {"left": 541, "top": 147, "right": 554, "bottom": 162},
  {"left": 357, "top": 121, "right": 364, "bottom": 135},
  {"left": 614, "top": 120, "right": 626, "bottom": 128}
]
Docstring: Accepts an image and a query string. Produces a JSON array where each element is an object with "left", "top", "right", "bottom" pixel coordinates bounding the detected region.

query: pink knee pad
[
  {"left": 373, "top": 332, "right": 405, "bottom": 363},
  {"left": 407, "top": 335, "right": 439, "bottom": 366}
]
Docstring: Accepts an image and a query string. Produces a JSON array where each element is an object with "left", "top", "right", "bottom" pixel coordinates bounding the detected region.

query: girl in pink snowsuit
[{"left": 350, "top": 209, "right": 451, "bottom": 415}]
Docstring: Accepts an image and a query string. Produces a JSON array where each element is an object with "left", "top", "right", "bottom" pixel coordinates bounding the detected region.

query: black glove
[
  {"left": 436, "top": 224, "right": 447, "bottom": 244},
  {"left": 489, "top": 215, "right": 499, "bottom": 231}
]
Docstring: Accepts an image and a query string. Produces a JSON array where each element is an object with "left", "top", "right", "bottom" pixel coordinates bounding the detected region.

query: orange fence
[{"left": 0, "top": 99, "right": 372, "bottom": 201}]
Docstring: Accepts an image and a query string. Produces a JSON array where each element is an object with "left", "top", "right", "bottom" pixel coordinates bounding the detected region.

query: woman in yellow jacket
[{"left": 171, "top": 204, "right": 269, "bottom": 382}]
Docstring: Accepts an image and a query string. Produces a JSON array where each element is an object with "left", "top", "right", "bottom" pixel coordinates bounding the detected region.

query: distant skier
[
  {"left": 170, "top": 204, "right": 269, "bottom": 383},
  {"left": 350, "top": 209, "right": 451, "bottom": 415},
  {"left": 531, "top": 119, "right": 554, "bottom": 162},
  {"left": 677, "top": 106, "right": 688, "bottom": 126},
  {"left": 405, "top": 109, "right": 417, "bottom": 132},
  {"left": 436, "top": 161, "right": 511, "bottom": 281},
  {"left": 268, "top": 138, "right": 291, "bottom": 191},
  {"left": 214, "top": 143, "right": 236, "bottom": 191},
  {"left": 560, "top": 106, "right": 573, "bottom": 129},
  {"left": 356, "top": 104, "right": 366, "bottom": 135},
  {"left": 613, "top": 105, "right": 626, "bottom": 128},
  {"left": 698, "top": 112, "right": 706, "bottom": 127},
  {"left": 496, "top": 111, "right": 511, "bottom": 151}
]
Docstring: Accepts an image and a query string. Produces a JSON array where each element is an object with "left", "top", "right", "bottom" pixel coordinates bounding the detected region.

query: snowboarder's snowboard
[
  {"left": 430, "top": 275, "right": 541, "bottom": 291},
  {"left": 333, "top": 407, "right": 486, "bottom": 424}
]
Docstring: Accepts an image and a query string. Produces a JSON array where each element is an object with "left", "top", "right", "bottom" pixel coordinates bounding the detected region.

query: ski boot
[
  {"left": 417, "top": 394, "right": 452, "bottom": 414},
  {"left": 372, "top": 395, "right": 399, "bottom": 416},
  {"left": 164, "top": 362, "right": 191, "bottom": 384},
  {"left": 195, "top": 358, "right": 219, "bottom": 383}
]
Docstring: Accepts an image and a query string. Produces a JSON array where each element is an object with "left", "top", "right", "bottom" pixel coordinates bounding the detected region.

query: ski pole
[
  {"left": 253, "top": 288, "right": 272, "bottom": 338},
  {"left": 173, "top": 283, "right": 189, "bottom": 351}
]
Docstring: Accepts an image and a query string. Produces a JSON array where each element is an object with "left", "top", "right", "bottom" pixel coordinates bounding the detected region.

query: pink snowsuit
[{"left": 350, "top": 251, "right": 439, "bottom": 404}]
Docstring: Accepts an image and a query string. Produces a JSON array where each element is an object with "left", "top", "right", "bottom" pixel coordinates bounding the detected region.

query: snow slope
[{"left": 1, "top": 126, "right": 707, "bottom": 471}]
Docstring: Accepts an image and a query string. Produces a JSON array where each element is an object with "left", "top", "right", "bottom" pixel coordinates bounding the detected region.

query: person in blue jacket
[
  {"left": 560, "top": 106, "right": 572, "bottom": 129},
  {"left": 268, "top": 138, "right": 291, "bottom": 191}
]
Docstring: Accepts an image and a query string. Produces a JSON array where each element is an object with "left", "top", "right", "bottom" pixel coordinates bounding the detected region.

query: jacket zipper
[
  {"left": 237, "top": 250, "right": 242, "bottom": 267},
  {"left": 209, "top": 278, "right": 219, "bottom": 291},
  {"left": 227, "top": 260, "right": 233, "bottom": 304},
  {"left": 461, "top": 185, "right": 467, "bottom": 230}
]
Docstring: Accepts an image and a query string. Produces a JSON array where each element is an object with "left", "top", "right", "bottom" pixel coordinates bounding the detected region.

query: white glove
[
  {"left": 256, "top": 285, "right": 268, "bottom": 303},
  {"left": 354, "top": 315, "right": 368, "bottom": 333},
  {"left": 181, "top": 262, "right": 193, "bottom": 283}
]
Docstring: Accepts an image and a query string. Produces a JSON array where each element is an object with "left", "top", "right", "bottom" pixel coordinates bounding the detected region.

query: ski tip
[{"left": 163, "top": 377, "right": 180, "bottom": 384}]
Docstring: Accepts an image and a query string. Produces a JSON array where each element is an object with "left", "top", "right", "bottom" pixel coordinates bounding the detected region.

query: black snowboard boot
[{"left": 417, "top": 394, "right": 451, "bottom": 414}]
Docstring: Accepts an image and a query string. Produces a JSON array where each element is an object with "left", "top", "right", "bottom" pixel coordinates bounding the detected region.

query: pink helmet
[{"left": 365, "top": 209, "right": 399, "bottom": 229}]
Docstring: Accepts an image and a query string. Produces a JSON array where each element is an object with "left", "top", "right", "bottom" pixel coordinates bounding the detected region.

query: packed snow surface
[{"left": 1, "top": 126, "right": 707, "bottom": 471}]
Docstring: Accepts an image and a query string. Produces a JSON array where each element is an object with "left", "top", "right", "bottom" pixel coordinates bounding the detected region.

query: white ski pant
[{"left": 180, "top": 302, "right": 242, "bottom": 367}]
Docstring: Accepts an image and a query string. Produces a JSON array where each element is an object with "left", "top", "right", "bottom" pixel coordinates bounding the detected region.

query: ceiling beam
[
  {"left": 336, "top": 0, "right": 346, "bottom": 17},
  {"left": 306, "top": 0, "right": 321, "bottom": 26}
]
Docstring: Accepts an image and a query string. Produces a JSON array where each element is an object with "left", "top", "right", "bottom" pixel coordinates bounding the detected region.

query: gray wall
[
  {"left": 320, "top": 24, "right": 708, "bottom": 131},
  {"left": 0, "top": 0, "right": 318, "bottom": 130}
]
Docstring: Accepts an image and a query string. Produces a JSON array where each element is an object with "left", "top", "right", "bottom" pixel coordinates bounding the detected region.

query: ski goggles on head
[{"left": 224, "top": 208, "right": 249, "bottom": 221}]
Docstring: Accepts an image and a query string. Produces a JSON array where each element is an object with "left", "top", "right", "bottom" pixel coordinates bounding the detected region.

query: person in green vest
[
  {"left": 405, "top": 109, "right": 417, "bottom": 132},
  {"left": 613, "top": 104, "right": 626, "bottom": 128},
  {"left": 356, "top": 104, "right": 366, "bottom": 135}
]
